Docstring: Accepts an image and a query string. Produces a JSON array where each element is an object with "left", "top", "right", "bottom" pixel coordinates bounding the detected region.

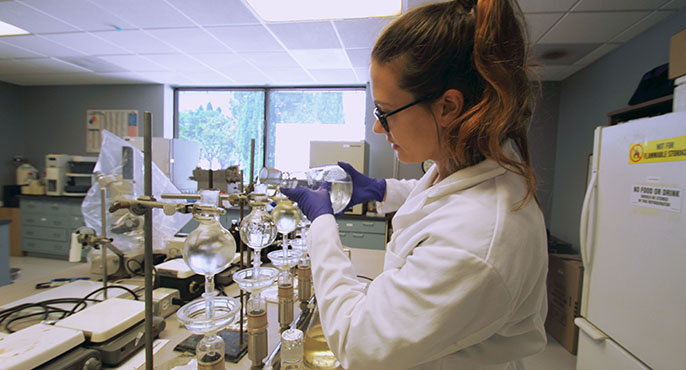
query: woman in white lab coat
[{"left": 281, "top": 0, "right": 548, "bottom": 369}]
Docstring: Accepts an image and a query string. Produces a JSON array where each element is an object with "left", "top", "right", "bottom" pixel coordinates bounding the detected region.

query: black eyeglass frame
[{"left": 373, "top": 95, "right": 436, "bottom": 132}]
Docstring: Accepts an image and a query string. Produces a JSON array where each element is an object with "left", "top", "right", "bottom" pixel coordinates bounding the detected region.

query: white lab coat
[{"left": 307, "top": 141, "right": 548, "bottom": 370}]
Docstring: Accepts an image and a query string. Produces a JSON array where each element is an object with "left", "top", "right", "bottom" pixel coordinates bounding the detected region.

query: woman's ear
[{"left": 435, "top": 89, "right": 464, "bottom": 127}]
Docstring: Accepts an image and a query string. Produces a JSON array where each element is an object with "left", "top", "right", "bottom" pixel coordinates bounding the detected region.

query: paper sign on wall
[
  {"left": 631, "top": 184, "right": 682, "bottom": 212},
  {"left": 86, "top": 109, "right": 139, "bottom": 152}
]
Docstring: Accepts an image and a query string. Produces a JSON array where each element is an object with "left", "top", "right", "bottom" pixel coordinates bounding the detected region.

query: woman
[{"left": 281, "top": 0, "right": 548, "bottom": 369}]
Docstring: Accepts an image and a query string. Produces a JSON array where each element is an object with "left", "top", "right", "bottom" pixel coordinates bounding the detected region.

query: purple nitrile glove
[
  {"left": 337, "top": 161, "right": 386, "bottom": 207},
  {"left": 280, "top": 182, "right": 334, "bottom": 221}
]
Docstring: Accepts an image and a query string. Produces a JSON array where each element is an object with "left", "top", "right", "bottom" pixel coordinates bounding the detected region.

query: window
[{"left": 175, "top": 87, "right": 366, "bottom": 181}]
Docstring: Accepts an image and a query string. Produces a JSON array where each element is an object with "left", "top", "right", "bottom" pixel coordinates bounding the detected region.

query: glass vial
[{"left": 281, "top": 328, "right": 305, "bottom": 369}]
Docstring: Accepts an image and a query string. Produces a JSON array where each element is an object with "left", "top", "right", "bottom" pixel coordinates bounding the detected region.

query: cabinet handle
[
  {"left": 352, "top": 233, "right": 364, "bottom": 238},
  {"left": 339, "top": 232, "right": 347, "bottom": 237},
  {"left": 346, "top": 223, "right": 354, "bottom": 227},
  {"left": 362, "top": 222, "right": 374, "bottom": 226},
  {"left": 41, "top": 217, "right": 47, "bottom": 222}
]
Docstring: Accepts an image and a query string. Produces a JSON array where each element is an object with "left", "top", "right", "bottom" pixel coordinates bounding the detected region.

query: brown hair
[{"left": 372, "top": 0, "right": 538, "bottom": 206}]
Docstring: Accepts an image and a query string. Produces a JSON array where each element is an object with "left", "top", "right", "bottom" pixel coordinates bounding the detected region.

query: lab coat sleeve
[
  {"left": 308, "top": 215, "right": 513, "bottom": 370},
  {"left": 375, "top": 178, "right": 419, "bottom": 214}
]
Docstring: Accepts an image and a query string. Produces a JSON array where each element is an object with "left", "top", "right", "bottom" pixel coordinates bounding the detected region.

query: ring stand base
[{"left": 174, "top": 329, "right": 248, "bottom": 363}]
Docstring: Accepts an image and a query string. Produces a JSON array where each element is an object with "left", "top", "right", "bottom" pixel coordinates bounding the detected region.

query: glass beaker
[{"left": 259, "top": 165, "right": 352, "bottom": 214}]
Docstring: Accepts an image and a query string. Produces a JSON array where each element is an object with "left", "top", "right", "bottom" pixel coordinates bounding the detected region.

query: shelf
[{"left": 608, "top": 94, "right": 673, "bottom": 125}]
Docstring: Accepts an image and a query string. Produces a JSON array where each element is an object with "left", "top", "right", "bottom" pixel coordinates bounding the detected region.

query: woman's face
[{"left": 370, "top": 60, "right": 442, "bottom": 164}]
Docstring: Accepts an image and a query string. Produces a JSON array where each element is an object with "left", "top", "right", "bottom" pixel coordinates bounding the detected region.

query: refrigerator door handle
[
  {"left": 580, "top": 170, "right": 598, "bottom": 266},
  {"left": 575, "top": 317, "right": 609, "bottom": 342}
]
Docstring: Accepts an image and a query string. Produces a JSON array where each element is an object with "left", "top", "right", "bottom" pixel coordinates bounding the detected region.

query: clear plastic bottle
[
  {"left": 281, "top": 328, "right": 305, "bottom": 370},
  {"left": 259, "top": 165, "right": 352, "bottom": 214}
]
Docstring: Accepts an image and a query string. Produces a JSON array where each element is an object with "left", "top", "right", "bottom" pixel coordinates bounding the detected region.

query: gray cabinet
[
  {"left": 337, "top": 217, "right": 387, "bottom": 250},
  {"left": 20, "top": 197, "right": 85, "bottom": 259}
]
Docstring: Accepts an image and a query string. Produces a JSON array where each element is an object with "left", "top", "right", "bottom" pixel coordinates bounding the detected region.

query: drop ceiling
[{"left": 0, "top": 0, "right": 684, "bottom": 86}]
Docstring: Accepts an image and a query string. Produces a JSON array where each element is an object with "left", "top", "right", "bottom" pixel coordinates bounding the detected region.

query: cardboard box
[
  {"left": 669, "top": 29, "right": 686, "bottom": 79},
  {"left": 545, "top": 253, "right": 584, "bottom": 354}
]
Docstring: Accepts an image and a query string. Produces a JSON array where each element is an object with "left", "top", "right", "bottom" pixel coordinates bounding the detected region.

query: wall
[
  {"left": 0, "top": 81, "right": 23, "bottom": 188},
  {"left": 550, "top": 9, "right": 686, "bottom": 249},
  {"left": 19, "top": 84, "right": 167, "bottom": 172}
]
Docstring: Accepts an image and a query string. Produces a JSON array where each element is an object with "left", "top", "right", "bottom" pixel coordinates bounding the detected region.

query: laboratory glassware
[{"left": 259, "top": 165, "right": 353, "bottom": 214}]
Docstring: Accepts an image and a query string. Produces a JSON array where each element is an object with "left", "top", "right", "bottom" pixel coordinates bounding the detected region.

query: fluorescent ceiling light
[
  {"left": 245, "top": 0, "right": 401, "bottom": 22},
  {"left": 0, "top": 20, "right": 30, "bottom": 36}
]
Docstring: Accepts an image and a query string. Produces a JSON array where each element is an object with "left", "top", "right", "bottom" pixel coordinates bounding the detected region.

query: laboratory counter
[{"left": 0, "top": 247, "right": 385, "bottom": 369}]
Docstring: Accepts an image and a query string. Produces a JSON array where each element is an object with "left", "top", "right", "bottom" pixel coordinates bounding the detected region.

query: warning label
[
  {"left": 629, "top": 136, "right": 686, "bottom": 164},
  {"left": 630, "top": 185, "right": 682, "bottom": 212}
]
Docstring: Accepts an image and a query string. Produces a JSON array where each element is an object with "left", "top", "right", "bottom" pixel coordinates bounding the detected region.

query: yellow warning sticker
[{"left": 629, "top": 136, "right": 686, "bottom": 164}]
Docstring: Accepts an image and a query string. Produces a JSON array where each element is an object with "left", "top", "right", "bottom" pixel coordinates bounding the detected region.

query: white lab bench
[{"left": 0, "top": 248, "right": 385, "bottom": 369}]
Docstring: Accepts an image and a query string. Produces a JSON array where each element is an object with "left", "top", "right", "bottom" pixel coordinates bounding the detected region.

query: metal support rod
[
  {"left": 250, "top": 138, "right": 255, "bottom": 185},
  {"left": 143, "top": 111, "right": 154, "bottom": 370},
  {"left": 100, "top": 187, "right": 108, "bottom": 299},
  {"left": 239, "top": 169, "right": 245, "bottom": 347}
]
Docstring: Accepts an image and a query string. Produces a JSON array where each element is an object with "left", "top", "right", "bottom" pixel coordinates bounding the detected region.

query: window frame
[{"left": 173, "top": 85, "right": 366, "bottom": 175}]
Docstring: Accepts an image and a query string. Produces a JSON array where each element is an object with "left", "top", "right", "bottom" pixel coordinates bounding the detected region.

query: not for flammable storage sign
[
  {"left": 631, "top": 185, "right": 682, "bottom": 212},
  {"left": 629, "top": 136, "right": 686, "bottom": 164}
]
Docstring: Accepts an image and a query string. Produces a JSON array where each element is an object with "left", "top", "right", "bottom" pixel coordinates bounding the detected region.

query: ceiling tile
[
  {"left": 41, "top": 33, "right": 129, "bottom": 55},
  {"left": 611, "top": 10, "right": 677, "bottom": 43},
  {"left": 661, "top": 0, "right": 686, "bottom": 9},
  {"left": 207, "top": 25, "right": 284, "bottom": 52},
  {"left": 573, "top": 43, "right": 621, "bottom": 67},
  {"left": 0, "top": 57, "right": 89, "bottom": 74},
  {"left": 146, "top": 28, "right": 230, "bottom": 53},
  {"left": 346, "top": 48, "right": 371, "bottom": 68},
  {"left": 539, "top": 11, "right": 650, "bottom": 43},
  {"left": 240, "top": 51, "right": 300, "bottom": 69},
  {"left": 309, "top": 68, "right": 357, "bottom": 84},
  {"left": 261, "top": 67, "right": 313, "bottom": 85},
  {"left": 93, "top": 30, "right": 178, "bottom": 54},
  {"left": 531, "top": 43, "right": 600, "bottom": 66},
  {"left": 98, "top": 55, "right": 168, "bottom": 72},
  {"left": 191, "top": 52, "right": 270, "bottom": 83},
  {"left": 142, "top": 53, "right": 211, "bottom": 71},
  {"left": 0, "top": 73, "right": 96, "bottom": 86},
  {"left": 134, "top": 71, "right": 194, "bottom": 84},
  {"left": 290, "top": 49, "right": 351, "bottom": 69},
  {"left": 333, "top": 18, "right": 393, "bottom": 49},
  {"left": 88, "top": 0, "right": 195, "bottom": 29},
  {"left": 20, "top": 0, "right": 136, "bottom": 32},
  {"left": 354, "top": 67, "right": 370, "bottom": 83},
  {"left": 574, "top": 0, "right": 671, "bottom": 11},
  {"left": 268, "top": 22, "right": 341, "bottom": 50},
  {"left": 0, "top": 35, "right": 85, "bottom": 57},
  {"left": 530, "top": 65, "right": 583, "bottom": 81},
  {"left": 525, "top": 13, "right": 564, "bottom": 43},
  {"left": 181, "top": 69, "right": 234, "bottom": 85},
  {"left": 0, "top": 40, "right": 42, "bottom": 59},
  {"left": 0, "top": 1, "right": 77, "bottom": 34},
  {"left": 519, "top": 0, "right": 577, "bottom": 13},
  {"left": 57, "top": 56, "right": 128, "bottom": 73},
  {"left": 165, "top": 0, "right": 261, "bottom": 26}
]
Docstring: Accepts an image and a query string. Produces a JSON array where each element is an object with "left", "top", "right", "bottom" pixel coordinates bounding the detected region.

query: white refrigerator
[{"left": 576, "top": 112, "right": 686, "bottom": 369}]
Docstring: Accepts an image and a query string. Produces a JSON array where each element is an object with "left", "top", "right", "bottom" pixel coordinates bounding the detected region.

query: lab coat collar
[{"left": 421, "top": 140, "right": 520, "bottom": 201}]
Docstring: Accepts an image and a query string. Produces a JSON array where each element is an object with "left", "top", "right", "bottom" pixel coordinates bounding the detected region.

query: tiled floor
[{"left": 9, "top": 256, "right": 577, "bottom": 369}]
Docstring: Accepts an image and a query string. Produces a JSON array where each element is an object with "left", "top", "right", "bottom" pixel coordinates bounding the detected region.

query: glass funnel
[{"left": 259, "top": 165, "right": 352, "bottom": 214}]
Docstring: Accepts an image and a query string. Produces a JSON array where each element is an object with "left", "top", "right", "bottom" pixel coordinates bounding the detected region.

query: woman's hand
[
  {"left": 338, "top": 161, "right": 387, "bottom": 207},
  {"left": 280, "top": 183, "right": 334, "bottom": 221}
]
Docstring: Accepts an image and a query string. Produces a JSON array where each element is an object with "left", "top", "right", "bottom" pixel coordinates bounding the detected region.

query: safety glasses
[{"left": 373, "top": 95, "right": 435, "bottom": 132}]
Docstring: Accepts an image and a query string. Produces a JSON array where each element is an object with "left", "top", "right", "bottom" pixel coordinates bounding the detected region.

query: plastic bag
[{"left": 82, "top": 130, "right": 192, "bottom": 255}]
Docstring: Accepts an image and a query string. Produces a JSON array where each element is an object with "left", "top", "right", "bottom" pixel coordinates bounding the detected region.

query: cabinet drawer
[
  {"left": 337, "top": 219, "right": 386, "bottom": 234},
  {"left": 21, "top": 213, "right": 73, "bottom": 229},
  {"left": 22, "top": 226, "right": 68, "bottom": 242},
  {"left": 23, "top": 238, "right": 69, "bottom": 256},
  {"left": 339, "top": 231, "right": 386, "bottom": 250}
]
